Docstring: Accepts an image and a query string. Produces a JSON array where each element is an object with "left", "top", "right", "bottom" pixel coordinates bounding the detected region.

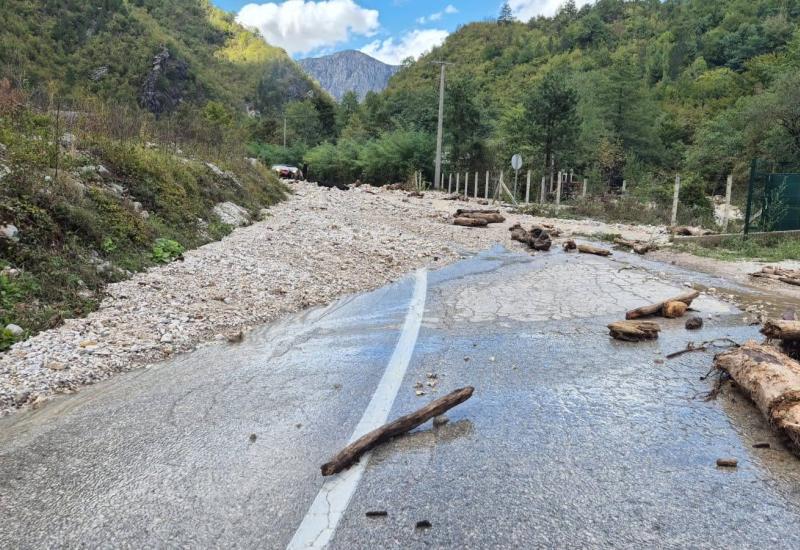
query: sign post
[{"left": 511, "top": 154, "right": 523, "bottom": 202}]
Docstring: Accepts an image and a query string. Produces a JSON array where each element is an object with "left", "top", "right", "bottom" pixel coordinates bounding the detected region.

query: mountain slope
[
  {"left": 299, "top": 50, "right": 399, "bottom": 101},
  {"left": 0, "top": 0, "right": 320, "bottom": 115}
]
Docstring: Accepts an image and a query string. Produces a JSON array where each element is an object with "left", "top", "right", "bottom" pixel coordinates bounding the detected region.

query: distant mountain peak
[{"left": 298, "top": 51, "right": 399, "bottom": 101}]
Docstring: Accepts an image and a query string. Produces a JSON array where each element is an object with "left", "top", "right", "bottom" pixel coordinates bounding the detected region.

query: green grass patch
[{"left": 676, "top": 236, "right": 800, "bottom": 262}]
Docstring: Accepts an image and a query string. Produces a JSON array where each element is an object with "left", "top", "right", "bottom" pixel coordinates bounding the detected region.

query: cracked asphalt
[{"left": 2, "top": 245, "right": 800, "bottom": 548}]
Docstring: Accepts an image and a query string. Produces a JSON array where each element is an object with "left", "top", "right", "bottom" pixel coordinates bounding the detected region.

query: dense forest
[{"left": 296, "top": 0, "right": 800, "bottom": 201}]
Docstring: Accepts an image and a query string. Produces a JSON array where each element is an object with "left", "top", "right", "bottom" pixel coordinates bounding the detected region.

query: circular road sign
[{"left": 511, "top": 154, "right": 523, "bottom": 171}]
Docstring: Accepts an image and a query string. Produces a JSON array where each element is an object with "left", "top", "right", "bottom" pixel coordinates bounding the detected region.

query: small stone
[
  {"left": 366, "top": 510, "right": 388, "bottom": 518},
  {"left": 415, "top": 520, "right": 432, "bottom": 529},
  {"left": 433, "top": 415, "right": 449, "bottom": 427},
  {"left": 160, "top": 333, "right": 173, "bottom": 343},
  {"left": 415, "top": 390, "right": 426, "bottom": 396},
  {"left": 1, "top": 224, "right": 19, "bottom": 242},
  {"left": 685, "top": 316, "right": 703, "bottom": 330},
  {"left": 752, "top": 442, "right": 771, "bottom": 449},
  {"left": 716, "top": 458, "right": 738, "bottom": 468},
  {"left": 79, "top": 339, "right": 97, "bottom": 348},
  {"left": 46, "top": 361, "right": 66, "bottom": 371},
  {"left": 249, "top": 433, "right": 257, "bottom": 442}
]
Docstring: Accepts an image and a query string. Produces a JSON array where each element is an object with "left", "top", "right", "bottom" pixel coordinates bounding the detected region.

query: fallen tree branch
[
  {"left": 509, "top": 223, "right": 551, "bottom": 251},
  {"left": 613, "top": 237, "right": 655, "bottom": 255},
  {"left": 666, "top": 338, "right": 740, "bottom": 359},
  {"left": 625, "top": 290, "right": 700, "bottom": 320},
  {"left": 320, "top": 386, "right": 475, "bottom": 476}
]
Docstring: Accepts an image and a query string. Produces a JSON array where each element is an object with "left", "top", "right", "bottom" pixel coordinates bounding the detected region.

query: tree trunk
[
  {"left": 625, "top": 290, "right": 700, "bottom": 320},
  {"left": 715, "top": 342, "right": 800, "bottom": 451},
  {"left": 321, "top": 386, "right": 475, "bottom": 476}
]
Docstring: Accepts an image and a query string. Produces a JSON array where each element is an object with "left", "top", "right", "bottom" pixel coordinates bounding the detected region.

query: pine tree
[{"left": 498, "top": 2, "right": 515, "bottom": 24}]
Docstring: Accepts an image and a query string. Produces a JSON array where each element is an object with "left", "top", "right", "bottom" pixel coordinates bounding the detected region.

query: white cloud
[
  {"left": 509, "top": 0, "right": 593, "bottom": 20},
  {"left": 361, "top": 29, "right": 449, "bottom": 65},
  {"left": 416, "top": 4, "right": 459, "bottom": 25},
  {"left": 237, "top": 0, "right": 380, "bottom": 55}
]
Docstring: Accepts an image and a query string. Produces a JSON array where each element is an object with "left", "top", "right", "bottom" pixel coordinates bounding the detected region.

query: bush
[{"left": 151, "top": 238, "right": 185, "bottom": 263}]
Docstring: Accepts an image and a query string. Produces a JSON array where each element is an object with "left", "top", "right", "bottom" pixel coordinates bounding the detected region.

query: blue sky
[{"left": 211, "top": 1, "right": 588, "bottom": 64}]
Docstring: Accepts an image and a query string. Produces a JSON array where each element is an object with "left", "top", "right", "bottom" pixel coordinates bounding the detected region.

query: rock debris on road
[{"left": 0, "top": 182, "right": 670, "bottom": 414}]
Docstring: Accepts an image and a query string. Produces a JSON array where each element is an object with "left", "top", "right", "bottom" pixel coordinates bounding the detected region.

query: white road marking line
[{"left": 287, "top": 269, "right": 428, "bottom": 550}]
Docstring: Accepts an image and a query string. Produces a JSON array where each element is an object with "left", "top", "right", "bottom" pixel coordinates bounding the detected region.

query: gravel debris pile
[{"left": 0, "top": 182, "right": 668, "bottom": 414}]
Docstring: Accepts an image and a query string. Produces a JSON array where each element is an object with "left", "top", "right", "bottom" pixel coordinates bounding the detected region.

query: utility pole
[{"left": 432, "top": 61, "right": 453, "bottom": 194}]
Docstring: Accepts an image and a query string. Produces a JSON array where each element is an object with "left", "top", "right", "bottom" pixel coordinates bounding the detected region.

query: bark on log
[
  {"left": 509, "top": 224, "right": 551, "bottom": 251},
  {"left": 625, "top": 290, "right": 700, "bottom": 320},
  {"left": 614, "top": 238, "right": 655, "bottom": 255},
  {"left": 608, "top": 320, "right": 661, "bottom": 341},
  {"left": 453, "top": 217, "right": 488, "bottom": 227},
  {"left": 577, "top": 243, "right": 612, "bottom": 257},
  {"left": 563, "top": 239, "right": 577, "bottom": 251},
  {"left": 762, "top": 320, "right": 800, "bottom": 341},
  {"left": 321, "top": 386, "right": 475, "bottom": 476},
  {"left": 715, "top": 342, "right": 800, "bottom": 450},
  {"left": 662, "top": 301, "right": 689, "bottom": 318}
]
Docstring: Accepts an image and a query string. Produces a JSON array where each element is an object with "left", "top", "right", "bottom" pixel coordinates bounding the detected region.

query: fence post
[
  {"left": 556, "top": 174, "right": 562, "bottom": 210},
  {"left": 474, "top": 172, "right": 478, "bottom": 199},
  {"left": 448, "top": 174, "right": 452, "bottom": 193},
  {"left": 582, "top": 178, "right": 587, "bottom": 198},
  {"left": 723, "top": 174, "right": 733, "bottom": 232},
  {"left": 622, "top": 179, "right": 627, "bottom": 193},
  {"left": 485, "top": 171, "right": 489, "bottom": 199},
  {"left": 540, "top": 176, "right": 546, "bottom": 204},
  {"left": 464, "top": 172, "right": 469, "bottom": 199},
  {"left": 671, "top": 174, "right": 681, "bottom": 226},
  {"left": 525, "top": 171, "right": 531, "bottom": 204},
  {"left": 455, "top": 172, "right": 460, "bottom": 194},
  {"left": 499, "top": 170, "right": 504, "bottom": 203}
]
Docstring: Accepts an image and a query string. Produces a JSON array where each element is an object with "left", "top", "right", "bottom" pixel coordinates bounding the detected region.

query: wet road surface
[{"left": 2, "top": 245, "right": 800, "bottom": 548}]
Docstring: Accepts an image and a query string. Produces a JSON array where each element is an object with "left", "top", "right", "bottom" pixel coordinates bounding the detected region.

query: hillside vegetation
[
  {"left": 0, "top": 0, "right": 339, "bottom": 350},
  {"left": 304, "top": 0, "right": 800, "bottom": 204}
]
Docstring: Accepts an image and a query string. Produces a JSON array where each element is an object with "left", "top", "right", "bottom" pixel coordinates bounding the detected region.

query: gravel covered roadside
[{"left": 0, "top": 182, "right": 668, "bottom": 414}]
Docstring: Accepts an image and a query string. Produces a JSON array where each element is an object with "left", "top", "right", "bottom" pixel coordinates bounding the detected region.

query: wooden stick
[
  {"left": 625, "top": 290, "right": 700, "bottom": 320},
  {"left": 456, "top": 212, "right": 506, "bottom": 223},
  {"left": 577, "top": 243, "right": 611, "bottom": 257},
  {"left": 321, "top": 386, "right": 475, "bottom": 476},
  {"left": 762, "top": 320, "right": 800, "bottom": 341}
]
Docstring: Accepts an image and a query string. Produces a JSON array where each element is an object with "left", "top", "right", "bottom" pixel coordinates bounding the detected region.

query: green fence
[{"left": 745, "top": 160, "right": 800, "bottom": 234}]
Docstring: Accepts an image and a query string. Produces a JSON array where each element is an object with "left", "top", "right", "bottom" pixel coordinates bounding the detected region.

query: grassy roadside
[
  {"left": 0, "top": 103, "right": 286, "bottom": 351},
  {"left": 674, "top": 236, "right": 800, "bottom": 263}
]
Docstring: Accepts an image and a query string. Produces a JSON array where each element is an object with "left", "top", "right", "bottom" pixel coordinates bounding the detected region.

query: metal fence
[{"left": 745, "top": 160, "right": 800, "bottom": 234}]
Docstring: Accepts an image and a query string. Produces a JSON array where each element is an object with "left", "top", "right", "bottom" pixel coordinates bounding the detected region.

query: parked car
[{"left": 271, "top": 165, "right": 303, "bottom": 180}]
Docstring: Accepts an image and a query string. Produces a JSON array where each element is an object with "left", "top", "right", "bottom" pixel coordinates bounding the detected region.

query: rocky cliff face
[{"left": 298, "top": 51, "right": 399, "bottom": 101}]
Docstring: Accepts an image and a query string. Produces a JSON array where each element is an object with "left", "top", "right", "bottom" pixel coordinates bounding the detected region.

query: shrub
[{"left": 151, "top": 238, "right": 185, "bottom": 263}]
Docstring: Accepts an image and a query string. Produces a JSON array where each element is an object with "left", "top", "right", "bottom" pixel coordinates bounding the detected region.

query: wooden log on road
[
  {"left": 453, "top": 217, "right": 489, "bottom": 227},
  {"left": 715, "top": 342, "right": 800, "bottom": 451},
  {"left": 625, "top": 290, "right": 700, "bottom": 320},
  {"left": 457, "top": 212, "right": 506, "bottom": 224},
  {"left": 321, "top": 386, "right": 475, "bottom": 476},
  {"left": 613, "top": 237, "right": 654, "bottom": 255},
  {"left": 662, "top": 301, "right": 689, "bottom": 318},
  {"left": 455, "top": 208, "right": 500, "bottom": 216},
  {"left": 577, "top": 243, "right": 611, "bottom": 257},
  {"left": 608, "top": 320, "right": 661, "bottom": 341},
  {"left": 762, "top": 320, "right": 800, "bottom": 341}
]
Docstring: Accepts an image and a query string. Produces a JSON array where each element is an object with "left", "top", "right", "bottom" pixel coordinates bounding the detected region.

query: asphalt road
[{"left": 2, "top": 245, "right": 800, "bottom": 549}]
